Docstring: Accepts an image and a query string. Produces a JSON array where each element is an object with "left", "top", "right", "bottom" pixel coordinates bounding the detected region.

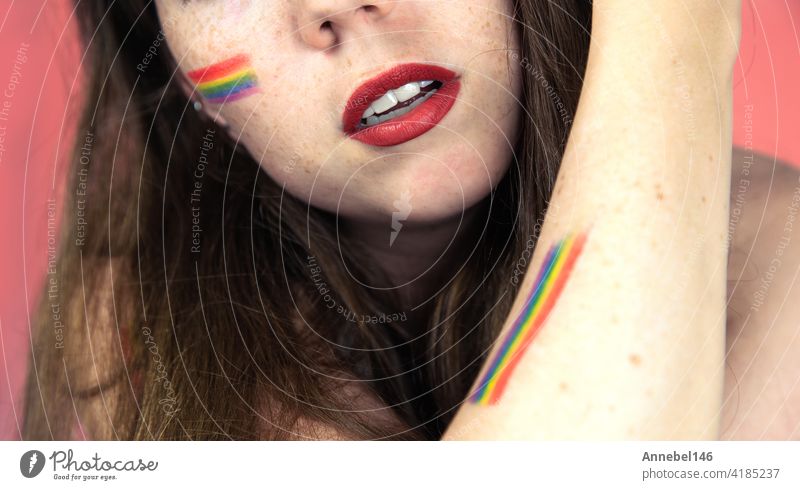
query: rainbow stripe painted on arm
[
  {"left": 470, "top": 228, "right": 591, "bottom": 405},
  {"left": 187, "top": 54, "right": 260, "bottom": 104}
]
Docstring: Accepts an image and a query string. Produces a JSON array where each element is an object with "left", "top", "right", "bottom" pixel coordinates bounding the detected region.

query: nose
[{"left": 296, "top": 1, "right": 397, "bottom": 51}]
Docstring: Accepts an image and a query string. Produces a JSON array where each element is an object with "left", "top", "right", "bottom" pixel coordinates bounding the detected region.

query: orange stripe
[{"left": 187, "top": 54, "right": 251, "bottom": 84}]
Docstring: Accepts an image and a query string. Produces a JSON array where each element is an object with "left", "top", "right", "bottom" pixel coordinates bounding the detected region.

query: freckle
[
  {"left": 608, "top": 404, "right": 616, "bottom": 412},
  {"left": 708, "top": 154, "right": 713, "bottom": 162},
  {"left": 629, "top": 353, "right": 642, "bottom": 366},
  {"left": 558, "top": 381, "right": 568, "bottom": 391},
  {"left": 702, "top": 195, "right": 707, "bottom": 203},
  {"left": 655, "top": 184, "right": 664, "bottom": 201}
]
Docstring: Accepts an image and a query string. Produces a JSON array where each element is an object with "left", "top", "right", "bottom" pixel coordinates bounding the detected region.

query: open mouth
[
  {"left": 358, "top": 80, "right": 443, "bottom": 128},
  {"left": 342, "top": 63, "right": 460, "bottom": 147}
]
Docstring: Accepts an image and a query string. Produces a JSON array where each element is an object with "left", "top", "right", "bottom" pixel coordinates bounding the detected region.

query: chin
[{"left": 273, "top": 134, "right": 511, "bottom": 224}]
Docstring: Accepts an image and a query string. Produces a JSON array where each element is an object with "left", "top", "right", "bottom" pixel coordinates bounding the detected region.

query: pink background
[{"left": 1, "top": 1, "right": 799, "bottom": 440}]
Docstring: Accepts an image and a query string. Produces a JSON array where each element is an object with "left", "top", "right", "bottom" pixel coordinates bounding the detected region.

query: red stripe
[
  {"left": 488, "top": 231, "right": 588, "bottom": 404},
  {"left": 187, "top": 54, "right": 251, "bottom": 83}
]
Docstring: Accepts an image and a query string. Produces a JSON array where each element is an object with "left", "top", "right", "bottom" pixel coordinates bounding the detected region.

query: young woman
[{"left": 23, "top": 0, "right": 799, "bottom": 440}]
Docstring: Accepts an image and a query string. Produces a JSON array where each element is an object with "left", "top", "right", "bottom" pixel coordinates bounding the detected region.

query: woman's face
[{"left": 156, "top": 0, "right": 522, "bottom": 224}]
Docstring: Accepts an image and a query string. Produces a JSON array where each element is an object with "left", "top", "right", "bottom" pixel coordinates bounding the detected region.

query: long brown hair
[{"left": 23, "top": 0, "right": 590, "bottom": 440}]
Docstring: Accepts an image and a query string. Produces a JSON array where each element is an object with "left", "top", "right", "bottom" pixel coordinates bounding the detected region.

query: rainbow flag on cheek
[{"left": 187, "top": 54, "right": 259, "bottom": 104}]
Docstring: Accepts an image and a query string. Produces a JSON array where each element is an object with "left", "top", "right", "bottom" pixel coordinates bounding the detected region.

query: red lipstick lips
[{"left": 342, "top": 63, "right": 460, "bottom": 147}]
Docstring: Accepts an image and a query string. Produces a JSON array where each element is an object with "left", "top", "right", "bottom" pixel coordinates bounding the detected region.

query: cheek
[
  {"left": 158, "top": 2, "right": 290, "bottom": 116},
  {"left": 222, "top": 0, "right": 252, "bottom": 19},
  {"left": 241, "top": 126, "right": 339, "bottom": 203}
]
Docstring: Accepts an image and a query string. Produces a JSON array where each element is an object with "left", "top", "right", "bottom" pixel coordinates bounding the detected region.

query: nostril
[
  {"left": 361, "top": 5, "right": 378, "bottom": 13},
  {"left": 320, "top": 20, "right": 333, "bottom": 32}
]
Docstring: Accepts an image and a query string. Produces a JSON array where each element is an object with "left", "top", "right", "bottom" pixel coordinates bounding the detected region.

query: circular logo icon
[{"left": 20, "top": 450, "right": 45, "bottom": 478}]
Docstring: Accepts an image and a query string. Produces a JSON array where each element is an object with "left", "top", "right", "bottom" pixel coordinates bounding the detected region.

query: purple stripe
[
  {"left": 206, "top": 86, "right": 261, "bottom": 104},
  {"left": 470, "top": 236, "right": 567, "bottom": 402}
]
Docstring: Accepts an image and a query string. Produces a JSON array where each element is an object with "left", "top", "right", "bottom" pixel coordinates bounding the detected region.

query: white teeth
[
  {"left": 393, "top": 82, "right": 421, "bottom": 103},
  {"left": 359, "top": 80, "right": 440, "bottom": 123},
  {"left": 359, "top": 89, "right": 437, "bottom": 128},
  {"left": 370, "top": 90, "right": 398, "bottom": 114}
]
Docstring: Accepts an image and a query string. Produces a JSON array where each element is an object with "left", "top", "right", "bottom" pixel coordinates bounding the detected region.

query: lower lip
[{"left": 348, "top": 79, "right": 461, "bottom": 147}]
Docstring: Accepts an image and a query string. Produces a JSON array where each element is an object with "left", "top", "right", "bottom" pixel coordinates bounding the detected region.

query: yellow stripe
[
  {"left": 481, "top": 233, "right": 577, "bottom": 398},
  {"left": 518, "top": 233, "right": 576, "bottom": 331},
  {"left": 197, "top": 68, "right": 255, "bottom": 91}
]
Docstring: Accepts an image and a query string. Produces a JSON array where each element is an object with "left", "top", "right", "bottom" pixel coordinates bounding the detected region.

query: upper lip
[{"left": 341, "top": 63, "right": 459, "bottom": 134}]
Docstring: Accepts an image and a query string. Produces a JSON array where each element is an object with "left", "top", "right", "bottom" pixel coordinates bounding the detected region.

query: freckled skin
[{"left": 155, "top": 0, "right": 522, "bottom": 223}]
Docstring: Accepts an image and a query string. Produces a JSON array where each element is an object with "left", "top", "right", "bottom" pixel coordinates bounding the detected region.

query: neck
[{"left": 340, "top": 201, "right": 487, "bottom": 309}]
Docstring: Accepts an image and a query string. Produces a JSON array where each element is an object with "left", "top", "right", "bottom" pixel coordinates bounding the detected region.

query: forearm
[{"left": 445, "top": 2, "right": 740, "bottom": 439}]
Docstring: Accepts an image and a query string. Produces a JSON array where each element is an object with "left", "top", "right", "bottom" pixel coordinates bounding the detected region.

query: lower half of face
[{"left": 161, "top": 0, "right": 522, "bottom": 224}]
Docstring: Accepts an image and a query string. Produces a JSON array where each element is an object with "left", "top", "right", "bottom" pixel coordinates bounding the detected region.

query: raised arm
[{"left": 444, "top": 0, "right": 741, "bottom": 439}]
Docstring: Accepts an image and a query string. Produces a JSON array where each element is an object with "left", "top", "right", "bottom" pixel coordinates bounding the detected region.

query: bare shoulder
[
  {"left": 726, "top": 147, "right": 800, "bottom": 315},
  {"left": 723, "top": 147, "right": 800, "bottom": 440}
]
